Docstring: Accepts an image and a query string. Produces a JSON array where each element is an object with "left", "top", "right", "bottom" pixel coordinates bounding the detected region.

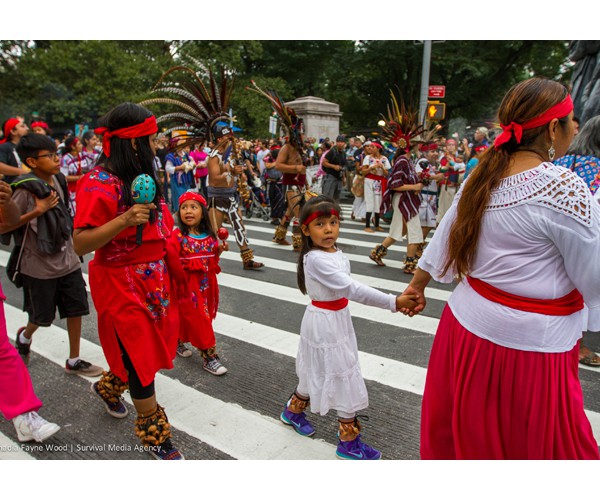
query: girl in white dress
[{"left": 279, "top": 195, "right": 418, "bottom": 460}]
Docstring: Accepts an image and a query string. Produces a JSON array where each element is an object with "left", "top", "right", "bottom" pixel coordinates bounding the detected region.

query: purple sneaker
[
  {"left": 336, "top": 435, "right": 382, "bottom": 460},
  {"left": 280, "top": 406, "right": 315, "bottom": 437}
]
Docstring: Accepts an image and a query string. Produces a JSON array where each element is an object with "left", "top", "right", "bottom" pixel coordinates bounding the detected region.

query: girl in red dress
[
  {"left": 73, "top": 102, "right": 184, "bottom": 460},
  {"left": 170, "top": 191, "right": 228, "bottom": 376}
]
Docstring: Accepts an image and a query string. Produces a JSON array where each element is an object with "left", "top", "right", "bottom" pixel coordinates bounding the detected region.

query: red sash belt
[
  {"left": 311, "top": 298, "right": 349, "bottom": 310},
  {"left": 466, "top": 276, "right": 584, "bottom": 316}
]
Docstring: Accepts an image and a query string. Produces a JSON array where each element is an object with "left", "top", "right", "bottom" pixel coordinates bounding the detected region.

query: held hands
[
  {"left": 398, "top": 285, "right": 427, "bottom": 317},
  {"left": 121, "top": 203, "right": 157, "bottom": 227},
  {"left": 34, "top": 192, "right": 59, "bottom": 214},
  {"left": 396, "top": 294, "right": 420, "bottom": 313}
]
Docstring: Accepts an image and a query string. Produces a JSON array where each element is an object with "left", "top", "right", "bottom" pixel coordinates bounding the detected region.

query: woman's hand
[
  {"left": 120, "top": 203, "right": 156, "bottom": 227},
  {"left": 414, "top": 183, "right": 424, "bottom": 192}
]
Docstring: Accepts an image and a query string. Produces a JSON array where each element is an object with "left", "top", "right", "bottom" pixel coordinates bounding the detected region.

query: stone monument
[{"left": 285, "top": 96, "right": 342, "bottom": 140}]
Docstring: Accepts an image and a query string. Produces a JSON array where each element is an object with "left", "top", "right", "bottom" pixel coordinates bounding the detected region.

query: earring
[{"left": 548, "top": 141, "right": 556, "bottom": 161}]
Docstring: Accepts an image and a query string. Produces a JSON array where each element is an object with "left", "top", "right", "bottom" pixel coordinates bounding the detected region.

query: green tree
[{"left": 0, "top": 40, "right": 173, "bottom": 128}]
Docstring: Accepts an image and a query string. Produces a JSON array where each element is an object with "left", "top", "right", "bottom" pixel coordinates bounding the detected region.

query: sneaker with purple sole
[{"left": 336, "top": 435, "right": 382, "bottom": 460}]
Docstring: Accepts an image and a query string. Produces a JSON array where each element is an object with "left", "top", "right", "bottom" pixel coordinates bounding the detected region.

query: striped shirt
[{"left": 382, "top": 156, "right": 421, "bottom": 221}]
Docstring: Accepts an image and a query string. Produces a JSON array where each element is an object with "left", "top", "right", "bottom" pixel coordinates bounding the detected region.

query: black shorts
[{"left": 22, "top": 269, "right": 89, "bottom": 327}]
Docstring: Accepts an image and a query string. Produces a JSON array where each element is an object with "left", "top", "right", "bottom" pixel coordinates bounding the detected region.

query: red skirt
[
  {"left": 421, "top": 306, "right": 599, "bottom": 460},
  {"left": 89, "top": 258, "right": 178, "bottom": 387},
  {"left": 177, "top": 271, "right": 217, "bottom": 351}
]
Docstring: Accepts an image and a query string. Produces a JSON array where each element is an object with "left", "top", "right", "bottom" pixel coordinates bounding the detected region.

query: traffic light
[{"left": 427, "top": 102, "right": 445, "bottom": 120}]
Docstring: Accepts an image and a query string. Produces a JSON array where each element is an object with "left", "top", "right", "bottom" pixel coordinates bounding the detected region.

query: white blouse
[
  {"left": 419, "top": 162, "right": 600, "bottom": 352},
  {"left": 305, "top": 250, "right": 396, "bottom": 311}
]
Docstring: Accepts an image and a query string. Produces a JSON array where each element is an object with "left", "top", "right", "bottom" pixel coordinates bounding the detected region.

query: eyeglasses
[
  {"left": 151, "top": 138, "right": 160, "bottom": 144},
  {"left": 33, "top": 153, "right": 59, "bottom": 160}
]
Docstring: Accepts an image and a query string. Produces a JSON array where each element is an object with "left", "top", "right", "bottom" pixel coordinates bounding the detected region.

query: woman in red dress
[{"left": 73, "top": 102, "right": 184, "bottom": 460}]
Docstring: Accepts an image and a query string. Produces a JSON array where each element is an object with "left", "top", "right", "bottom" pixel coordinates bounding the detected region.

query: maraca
[
  {"left": 217, "top": 227, "right": 229, "bottom": 241},
  {"left": 131, "top": 174, "right": 156, "bottom": 246}
]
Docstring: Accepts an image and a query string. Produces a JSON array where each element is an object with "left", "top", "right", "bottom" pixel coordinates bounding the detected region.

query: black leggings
[
  {"left": 117, "top": 336, "right": 155, "bottom": 400},
  {"left": 365, "top": 212, "right": 380, "bottom": 228}
]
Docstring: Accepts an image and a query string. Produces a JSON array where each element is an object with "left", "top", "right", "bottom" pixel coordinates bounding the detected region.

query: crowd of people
[{"left": 0, "top": 72, "right": 599, "bottom": 461}]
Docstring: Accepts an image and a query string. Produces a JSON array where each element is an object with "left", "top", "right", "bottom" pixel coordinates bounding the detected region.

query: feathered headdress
[
  {"left": 140, "top": 55, "right": 236, "bottom": 151},
  {"left": 246, "top": 81, "right": 304, "bottom": 150},
  {"left": 378, "top": 90, "right": 427, "bottom": 152}
]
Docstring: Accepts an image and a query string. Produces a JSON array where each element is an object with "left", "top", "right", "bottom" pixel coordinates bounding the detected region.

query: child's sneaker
[
  {"left": 147, "top": 438, "right": 185, "bottom": 460},
  {"left": 336, "top": 435, "right": 382, "bottom": 460},
  {"left": 91, "top": 381, "right": 128, "bottom": 419},
  {"left": 13, "top": 411, "right": 60, "bottom": 443},
  {"left": 280, "top": 403, "right": 315, "bottom": 437},
  {"left": 65, "top": 359, "right": 103, "bottom": 377},
  {"left": 15, "top": 327, "right": 31, "bottom": 365},
  {"left": 176, "top": 342, "right": 193, "bottom": 358},
  {"left": 202, "top": 354, "right": 228, "bottom": 376}
]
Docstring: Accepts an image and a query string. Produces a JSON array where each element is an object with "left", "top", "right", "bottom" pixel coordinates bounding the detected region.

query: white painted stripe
[
  {"left": 247, "top": 215, "right": 435, "bottom": 242},
  {"left": 0, "top": 432, "right": 36, "bottom": 460},
  {"left": 218, "top": 250, "right": 453, "bottom": 302},
  {"left": 3, "top": 303, "right": 336, "bottom": 460},
  {"left": 218, "top": 273, "right": 441, "bottom": 334},
  {"left": 214, "top": 313, "right": 426, "bottom": 395},
  {"left": 243, "top": 224, "right": 408, "bottom": 252}
]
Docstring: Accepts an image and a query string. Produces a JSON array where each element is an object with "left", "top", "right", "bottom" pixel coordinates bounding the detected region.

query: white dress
[
  {"left": 419, "top": 162, "right": 600, "bottom": 352},
  {"left": 297, "top": 249, "right": 397, "bottom": 416}
]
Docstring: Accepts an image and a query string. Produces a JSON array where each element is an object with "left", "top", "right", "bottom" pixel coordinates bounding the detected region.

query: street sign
[
  {"left": 427, "top": 102, "right": 446, "bottom": 120},
  {"left": 428, "top": 85, "right": 446, "bottom": 98},
  {"left": 269, "top": 116, "right": 278, "bottom": 135}
]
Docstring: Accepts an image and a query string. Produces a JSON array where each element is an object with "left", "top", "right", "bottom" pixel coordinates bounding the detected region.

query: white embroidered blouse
[{"left": 419, "top": 162, "right": 600, "bottom": 352}]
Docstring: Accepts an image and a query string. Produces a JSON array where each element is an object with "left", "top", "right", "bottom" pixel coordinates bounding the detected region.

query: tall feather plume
[
  {"left": 379, "top": 89, "right": 427, "bottom": 150},
  {"left": 141, "top": 60, "right": 236, "bottom": 151},
  {"left": 246, "top": 80, "right": 304, "bottom": 150}
]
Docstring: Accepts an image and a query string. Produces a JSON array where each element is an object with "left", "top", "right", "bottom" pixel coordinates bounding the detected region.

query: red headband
[
  {"left": 94, "top": 116, "right": 158, "bottom": 157},
  {"left": 31, "top": 121, "right": 48, "bottom": 130},
  {"left": 494, "top": 95, "right": 573, "bottom": 149},
  {"left": 0, "top": 118, "right": 21, "bottom": 144},
  {"left": 419, "top": 143, "right": 438, "bottom": 152},
  {"left": 302, "top": 209, "right": 340, "bottom": 226},
  {"left": 179, "top": 191, "right": 207, "bottom": 208}
]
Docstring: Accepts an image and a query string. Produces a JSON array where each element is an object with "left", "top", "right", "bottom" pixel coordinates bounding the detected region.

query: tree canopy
[{"left": 0, "top": 40, "right": 571, "bottom": 138}]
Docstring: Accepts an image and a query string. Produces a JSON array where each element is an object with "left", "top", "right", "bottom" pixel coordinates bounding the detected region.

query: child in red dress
[{"left": 170, "top": 191, "right": 229, "bottom": 375}]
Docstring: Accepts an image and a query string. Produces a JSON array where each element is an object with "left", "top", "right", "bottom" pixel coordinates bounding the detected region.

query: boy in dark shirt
[{"left": 1, "top": 133, "right": 102, "bottom": 376}]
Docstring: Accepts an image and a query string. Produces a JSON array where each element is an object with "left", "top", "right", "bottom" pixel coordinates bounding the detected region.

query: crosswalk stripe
[
  {"left": 214, "top": 313, "right": 427, "bottom": 395},
  {"left": 233, "top": 235, "right": 410, "bottom": 269},
  {"left": 218, "top": 250, "right": 453, "bottom": 302},
  {"left": 217, "top": 273, "right": 441, "bottom": 334},
  {"left": 3, "top": 303, "right": 337, "bottom": 460},
  {"left": 243, "top": 224, "right": 407, "bottom": 252}
]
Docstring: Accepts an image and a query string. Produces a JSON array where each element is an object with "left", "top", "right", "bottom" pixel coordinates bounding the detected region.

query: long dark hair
[
  {"left": 96, "top": 102, "right": 163, "bottom": 207},
  {"left": 443, "top": 77, "right": 570, "bottom": 279},
  {"left": 297, "top": 195, "right": 341, "bottom": 295},
  {"left": 176, "top": 201, "right": 216, "bottom": 240}
]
